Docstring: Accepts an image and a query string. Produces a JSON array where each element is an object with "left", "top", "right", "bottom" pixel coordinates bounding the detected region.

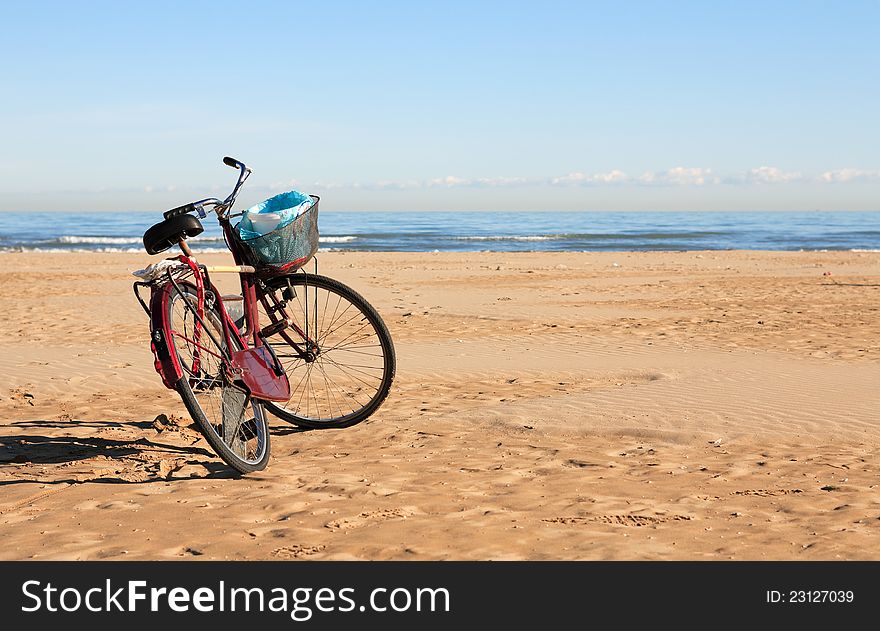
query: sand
[{"left": 0, "top": 249, "right": 878, "bottom": 560}]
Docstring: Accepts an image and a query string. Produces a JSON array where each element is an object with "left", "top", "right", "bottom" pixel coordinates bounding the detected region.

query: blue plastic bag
[{"left": 238, "top": 190, "right": 314, "bottom": 240}]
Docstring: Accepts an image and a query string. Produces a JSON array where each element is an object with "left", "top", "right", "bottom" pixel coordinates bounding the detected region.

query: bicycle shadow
[
  {"left": 0, "top": 418, "right": 238, "bottom": 485},
  {"left": 269, "top": 423, "right": 312, "bottom": 437}
]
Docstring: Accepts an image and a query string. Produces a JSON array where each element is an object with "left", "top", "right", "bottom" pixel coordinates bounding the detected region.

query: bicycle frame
[
  {"left": 217, "top": 218, "right": 320, "bottom": 357},
  {"left": 135, "top": 157, "right": 302, "bottom": 403}
]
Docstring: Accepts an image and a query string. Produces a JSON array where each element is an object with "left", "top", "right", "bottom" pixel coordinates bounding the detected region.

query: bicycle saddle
[{"left": 143, "top": 213, "right": 205, "bottom": 255}]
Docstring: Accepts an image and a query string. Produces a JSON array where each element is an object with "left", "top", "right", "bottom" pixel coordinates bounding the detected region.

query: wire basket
[{"left": 235, "top": 195, "right": 320, "bottom": 273}]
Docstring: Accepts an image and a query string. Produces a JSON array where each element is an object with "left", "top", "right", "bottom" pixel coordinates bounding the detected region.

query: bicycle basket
[{"left": 235, "top": 195, "right": 320, "bottom": 273}]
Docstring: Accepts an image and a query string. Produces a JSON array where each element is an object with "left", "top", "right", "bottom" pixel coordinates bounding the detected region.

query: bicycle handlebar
[
  {"left": 163, "top": 202, "right": 197, "bottom": 219},
  {"left": 224, "top": 156, "right": 251, "bottom": 176},
  {"left": 163, "top": 198, "right": 225, "bottom": 220},
  {"left": 162, "top": 157, "right": 252, "bottom": 220},
  {"left": 222, "top": 156, "right": 252, "bottom": 208}
]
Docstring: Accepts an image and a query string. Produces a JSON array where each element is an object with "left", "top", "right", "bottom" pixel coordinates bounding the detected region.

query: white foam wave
[
  {"left": 319, "top": 236, "right": 358, "bottom": 243},
  {"left": 58, "top": 235, "right": 225, "bottom": 244},
  {"left": 59, "top": 235, "right": 139, "bottom": 244},
  {"left": 454, "top": 235, "right": 554, "bottom": 241},
  {"left": 1, "top": 246, "right": 232, "bottom": 254},
  {"left": 1, "top": 246, "right": 142, "bottom": 253}
]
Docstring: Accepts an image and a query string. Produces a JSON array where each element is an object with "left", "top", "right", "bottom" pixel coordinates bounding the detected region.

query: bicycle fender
[
  {"left": 149, "top": 282, "right": 184, "bottom": 389},
  {"left": 230, "top": 347, "right": 291, "bottom": 402}
]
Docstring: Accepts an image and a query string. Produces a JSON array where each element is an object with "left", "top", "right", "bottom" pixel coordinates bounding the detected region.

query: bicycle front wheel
[
  {"left": 258, "top": 274, "right": 395, "bottom": 428},
  {"left": 165, "top": 283, "right": 270, "bottom": 473}
]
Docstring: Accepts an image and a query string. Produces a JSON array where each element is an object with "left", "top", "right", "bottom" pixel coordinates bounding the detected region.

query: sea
[{"left": 0, "top": 211, "right": 878, "bottom": 253}]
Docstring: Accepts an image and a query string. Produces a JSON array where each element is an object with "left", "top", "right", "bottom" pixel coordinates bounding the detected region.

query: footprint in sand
[
  {"left": 95, "top": 500, "right": 142, "bottom": 510},
  {"left": 543, "top": 513, "right": 692, "bottom": 527},
  {"left": 0, "top": 484, "right": 72, "bottom": 515},
  {"left": 731, "top": 489, "right": 803, "bottom": 497},
  {"left": 563, "top": 459, "right": 602, "bottom": 468},
  {"left": 595, "top": 514, "right": 692, "bottom": 526},
  {"left": 325, "top": 508, "right": 413, "bottom": 531},
  {"left": 94, "top": 548, "right": 130, "bottom": 559},
  {"left": 271, "top": 545, "right": 326, "bottom": 559}
]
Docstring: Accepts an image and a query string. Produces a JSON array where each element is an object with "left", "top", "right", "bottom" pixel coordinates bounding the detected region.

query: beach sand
[{"left": 0, "top": 249, "right": 878, "bottom": 560}]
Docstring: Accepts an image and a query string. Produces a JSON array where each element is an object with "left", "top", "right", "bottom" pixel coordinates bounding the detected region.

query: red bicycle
[{"left": 133, "top": 157, "right": 395, "bottom": 473}]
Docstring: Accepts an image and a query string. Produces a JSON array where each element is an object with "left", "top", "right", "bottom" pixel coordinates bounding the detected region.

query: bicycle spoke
[
  {"left": 315, "top": 359, "right": 369, "bottom": 412},
  {"left": 169, "top": 285, "right": 269, "bottom": 470},
  {"left": 316, "top": 307, "right": 363, "bottom": 346},
  {"left": 321, "top": 349, "right": 385, "bottom": 361},
  {"left": 293, "top": 361, "right": 313, "bottom": 415},
  {"left": 314, "top": 359, "right": 343, "bottom": 419},
  {"left": 321, "top": 354, "right": 385, "bottom": 387},
  {"left": 257, "top": 275, "right": 393, "bottom": 426},
  {"left": 321, "top": 319, "right": 374, "bottom": 351},
  {"left": 313, "top": 292, "right": 346, "bottom": 346}
]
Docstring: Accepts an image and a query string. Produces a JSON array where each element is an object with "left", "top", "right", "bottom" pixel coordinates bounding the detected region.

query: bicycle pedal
[{"left": 260, "top": 319, "right": 289, "bottom": 338}]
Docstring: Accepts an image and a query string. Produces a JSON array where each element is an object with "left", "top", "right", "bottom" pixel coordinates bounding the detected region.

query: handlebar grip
[
  {"left": 163, "top": 203, "right": 196, "bottom": 220},
  {"left": 223, "top": 156, "right": 241, "bottom": 168}
]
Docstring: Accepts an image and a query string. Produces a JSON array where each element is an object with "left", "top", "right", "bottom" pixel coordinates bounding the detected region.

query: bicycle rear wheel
[
  {"left": 258, "top": 274, "right": 395, "bottom": 428},
  {"left": 165, "top": 283, "right": 270, "bottom": 473}
]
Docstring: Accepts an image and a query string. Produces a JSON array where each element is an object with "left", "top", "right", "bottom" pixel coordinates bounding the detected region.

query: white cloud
[
  {"left": 639, "top": 167, "right": 716, "bottom": 186},
  {"left": 472, "top": 176, "right": 533, "bottom": 187},
  {"left": 549, "top": 172, "right": 590, "bottom": 185},
  {"left": 593, "top": 169, "right": 629, "bottom": 183},
  {"left": 260, "top": 166, "right": 880, "bottom": 194},
  {"left": 819, "top": 168, "right": 880, "bottom": 183},
  {"left": 309, "top": 180, "right": 347, "bottom": 190},
  {"left": 424, "top": 175, "right": 535, "bottom": 188},
  {"left": 371, "top": 179, "right": 422, "bottom": 190},
  {"left": 550, "top": 170, "right": 629, "bottom": 185},
  {"left": 268, "top": 179, "right": 302, "bottom": 192},
  {"left": 427, "top": 175, "right": 471, "bottom": 188},
  {"left": 744, "top": 166, "right": 803, "bottom": 184}
]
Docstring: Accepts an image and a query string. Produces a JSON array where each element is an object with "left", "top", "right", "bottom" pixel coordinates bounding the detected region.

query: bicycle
[{"left": 133, "top": 157, "right": 396, "bottom": 473}]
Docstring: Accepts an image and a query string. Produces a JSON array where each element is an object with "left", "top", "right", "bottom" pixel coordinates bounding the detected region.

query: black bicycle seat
[{"left": 143, "top": 213, "right": 204, "bottom": 255}]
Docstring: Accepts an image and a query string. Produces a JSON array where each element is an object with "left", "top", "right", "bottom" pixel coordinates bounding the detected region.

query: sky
[{"left": 1, "top": 0, "right": 878, "bottom": 212}]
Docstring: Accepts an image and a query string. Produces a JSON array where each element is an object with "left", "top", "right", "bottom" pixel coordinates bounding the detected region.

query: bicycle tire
[
  {"left": 258, "top": 274, "right": 395, "bottom": 429},
  {"left": 165, "top": 283, "right": 271, "bottom": 473}
]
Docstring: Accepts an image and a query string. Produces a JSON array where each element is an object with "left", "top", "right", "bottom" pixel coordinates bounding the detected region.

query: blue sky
[{"left": 1, "top": 0, "right": 878, "bottom": 211}]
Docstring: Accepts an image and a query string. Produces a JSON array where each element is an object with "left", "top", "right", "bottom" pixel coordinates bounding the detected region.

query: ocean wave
[
  {"left": 57, "top": 234, "right": 226, "bottom": 244},
  {"left": 2, "top": 210, "right": 875, "bottom": 253},
  {"left": 453, "top": 235, "right": 554, "bottom": 241},
  {"left": 1, "top": 246, "right": 232, "bottom": 254},
  {"left": 2, "top": 246, "right": 144, "bottom": 253},
  {"left": 58, "top": 235, "right": 140, "bottom": 244}
]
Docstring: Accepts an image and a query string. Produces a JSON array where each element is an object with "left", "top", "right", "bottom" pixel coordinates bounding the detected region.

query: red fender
[
  {"left": 149, "top": 282, "right": 185, "bottom": 389},
  {"left": 147, "top": 279, "right": 290, "bottom": 401}
]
